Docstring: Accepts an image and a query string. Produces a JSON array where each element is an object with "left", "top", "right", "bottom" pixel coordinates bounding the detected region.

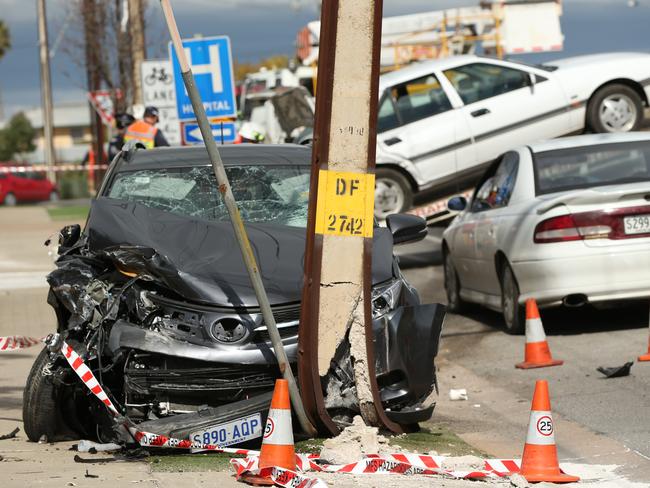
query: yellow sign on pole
[{"left": 315, "top": 169, "right": 375, "bottom": 238}]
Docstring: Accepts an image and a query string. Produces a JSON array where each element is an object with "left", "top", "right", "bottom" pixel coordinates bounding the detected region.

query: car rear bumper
[{"left": 512, "top": 247, "right": 650, "bottom": 307}]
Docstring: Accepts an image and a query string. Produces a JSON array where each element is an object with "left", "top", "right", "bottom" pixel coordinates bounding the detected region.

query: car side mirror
[
  {"left": 527, "top": 73, "right": 537, "bottom": 87},
  {"left": 48, "top": 224, "right": 81, "bottom": 253},
  {"left": 385, "top": 213, "right": 427, "bottom": 245},
  {"left": 447, "top": 196, "right": 467, "bottom": 212}
]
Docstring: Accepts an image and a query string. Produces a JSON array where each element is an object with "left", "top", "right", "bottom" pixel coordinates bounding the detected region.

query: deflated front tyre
[{"left": 22, "top": 348, "right": 85, "bottom": 442}]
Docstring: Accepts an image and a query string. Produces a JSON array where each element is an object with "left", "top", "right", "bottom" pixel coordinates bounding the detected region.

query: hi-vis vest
[{"left": 123, "top": 120, "right": 157, "bottom": 149}]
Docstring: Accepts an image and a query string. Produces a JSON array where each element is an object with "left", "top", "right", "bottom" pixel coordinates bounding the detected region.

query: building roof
[{"left": 22, "top": 101, "right": 91, "bottom": 129}]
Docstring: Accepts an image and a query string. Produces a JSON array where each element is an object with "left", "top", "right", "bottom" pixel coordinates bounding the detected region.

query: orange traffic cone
[
  {"left": 520, "top": 380, "right": 579, "bottom": 483},
  {"left": 516, "top": 299, "right": 563, "bottom": 369},
  {"left": 638, "top": 305, "right": 650, "bottom": 362},
  {"left": 259, "top": 379, "right": 296, "bottom": 471}
]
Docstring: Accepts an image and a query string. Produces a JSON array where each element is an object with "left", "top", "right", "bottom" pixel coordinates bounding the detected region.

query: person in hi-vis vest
[{"left": 124, "top": 106, "right": 170, "bottom": 149}]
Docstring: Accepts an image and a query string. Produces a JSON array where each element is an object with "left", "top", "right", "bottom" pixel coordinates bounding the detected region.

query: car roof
[
  {"left": 379, "top": 55, "right": 480, "bottom": 89},
  {"left": 121, "top": 144, "right": 312, "bottom": 171},
  {"left": 528, "top": 132, "right": 650, "bottom": 154}
]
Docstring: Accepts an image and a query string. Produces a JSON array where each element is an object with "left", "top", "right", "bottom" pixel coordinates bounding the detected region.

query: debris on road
[
  {"left": 597, "top": 361, "right": 634, "bottom": 378},
  {"left": 0, "top": 427, "right": 19, "bottom": 440},
  {"left": 74, "top": 454, "right": 116, "bottom": 464},
  {"left": 319, "top": 416, "right": 393, "bottom": 464},
  {"left": 77, "top": 440, "right": 122, "bottom": 453},
  {"left": 84, "top": 469, "right": 99, "bottom": 479},
  {"left": 449, "top": 388, "right": 468, "bottom": 401}
]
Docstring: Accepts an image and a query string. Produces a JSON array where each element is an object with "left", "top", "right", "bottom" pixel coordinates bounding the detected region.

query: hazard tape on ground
[
  {"left": 0, "top": 164, "right": 109, "bottom": 174},
  {"left": 0, "top": 336, "right": 43, "bottom": 351},
  {"left": 58, "top": 338, "right": 523, "bottom": 487}
]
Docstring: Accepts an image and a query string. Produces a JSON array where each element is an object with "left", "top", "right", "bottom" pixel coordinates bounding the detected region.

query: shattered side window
[{"left": 106, "top": 164, "right": 310, "bottom": 227}]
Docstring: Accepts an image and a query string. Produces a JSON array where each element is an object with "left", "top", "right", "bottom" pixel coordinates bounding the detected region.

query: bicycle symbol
[{"left": 144, "top": 67, "right": 172, "bottom": 86}]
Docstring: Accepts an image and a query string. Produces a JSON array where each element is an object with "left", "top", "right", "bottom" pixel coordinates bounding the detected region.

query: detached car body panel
[{"left": 24, "top": 144, "right": 445, "bottom": 445}]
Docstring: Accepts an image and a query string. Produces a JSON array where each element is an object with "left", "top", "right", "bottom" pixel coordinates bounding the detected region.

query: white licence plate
[
  {"left": 623, "top": 214, "right": 650, "bottom": 235},
  {"left": 190, "top": 413, "right": 262, "bottom": 450}
]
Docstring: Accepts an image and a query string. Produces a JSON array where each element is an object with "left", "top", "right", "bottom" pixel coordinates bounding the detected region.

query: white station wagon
[{"left": 374, "top": 53, "right": 650, "bottom": 218}]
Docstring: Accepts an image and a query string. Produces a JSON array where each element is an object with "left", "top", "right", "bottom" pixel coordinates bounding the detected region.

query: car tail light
[{"left": 534, "top": 205, "right": 650, "bottom": 244}]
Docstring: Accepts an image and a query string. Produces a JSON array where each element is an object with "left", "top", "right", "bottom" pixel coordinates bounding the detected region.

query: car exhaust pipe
[{"left": 563, "top": 294, "right": 588, "bottom": 307}]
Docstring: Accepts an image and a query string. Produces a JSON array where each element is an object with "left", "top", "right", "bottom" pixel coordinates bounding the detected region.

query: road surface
[{"left": 400, "top": 227, "right": 650, "bottom": 483}]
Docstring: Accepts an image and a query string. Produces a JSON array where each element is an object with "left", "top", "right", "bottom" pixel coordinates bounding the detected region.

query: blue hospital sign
[{"left": 170, "top": 36, "right": 236, "bottom": 121}]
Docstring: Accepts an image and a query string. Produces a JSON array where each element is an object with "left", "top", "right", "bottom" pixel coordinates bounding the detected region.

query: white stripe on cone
[
  {"left": 525, "top": 317, "right": 547, "bottom": 344},
  {"left": 263, "top": 409, "right": 293, "bottom": 446},
  {"left": 526, "top": 410, "right": 556, "bottom": 446}
]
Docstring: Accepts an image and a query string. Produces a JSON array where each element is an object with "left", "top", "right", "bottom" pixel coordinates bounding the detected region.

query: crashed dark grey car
[{"left": 23, "top": 144, "right": 445, "bottom": 446}]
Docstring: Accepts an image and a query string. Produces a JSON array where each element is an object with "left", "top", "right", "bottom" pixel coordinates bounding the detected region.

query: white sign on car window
[{"left": 141, "top": 59, "right": 181, "bottom": 146}]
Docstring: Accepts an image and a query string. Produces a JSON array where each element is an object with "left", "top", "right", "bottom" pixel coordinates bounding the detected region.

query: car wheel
[
  {"left": 499, "top": 262, "right": 525, "bottom": 335},
  {"left": 587, "top": 84, "right": 643, "bottom": 133},
  {"left": 23, "top": 348, "right": 85, "bottom": 442},
  {"left": 48, "top": 191, "right": 59, "bottom": 202},
  {"left": 374, "top": 167, "right": 413, "bottom": 220},
  {"left": 443, "top": 251, "right": 465, "bottom": 313},
  {"left": 3, "top": 192, "right": 17, "bottom": 206}
]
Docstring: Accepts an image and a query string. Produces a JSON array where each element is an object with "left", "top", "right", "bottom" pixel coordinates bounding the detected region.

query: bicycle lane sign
[{"left": 141, "top": 59, "right": 181, "bottom": 145}]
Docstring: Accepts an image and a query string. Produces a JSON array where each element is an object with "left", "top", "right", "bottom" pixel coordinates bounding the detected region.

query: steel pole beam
[
  {"left": 298, "top": 0, "right": 403, "bottom": 434},
  {"left": 158, "top": 0, "right": 316, "bottom": 437}
]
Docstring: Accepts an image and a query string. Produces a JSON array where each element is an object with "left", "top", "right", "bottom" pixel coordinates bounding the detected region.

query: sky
[{"left": 0, "top": 0, "right": 649, "bottom": 118}]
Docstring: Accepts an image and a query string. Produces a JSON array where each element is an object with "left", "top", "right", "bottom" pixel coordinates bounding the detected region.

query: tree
[
  {"left": 0, "top": 113, "right": 36, "bottom": 160},
  {"left": 234, "top": 55, "right": 290, "bottom": 82},
  {"left": 61, "top": 1, "right": 149, "bottom": 112},
  {"left": 0, "top": 20, "right": 10, "bottom": 60}
]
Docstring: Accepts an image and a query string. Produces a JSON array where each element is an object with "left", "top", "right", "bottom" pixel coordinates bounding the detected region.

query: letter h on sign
[{"left": 184, "top": 45, "right": 223, "bottom": 95}]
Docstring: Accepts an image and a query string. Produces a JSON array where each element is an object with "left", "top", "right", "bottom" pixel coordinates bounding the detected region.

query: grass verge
[
  {"left": 148, "top": 425, "right": 481, "bottom": 473},
  {"left": 46, "top": 205, "right": 90, "bottom": 222}
]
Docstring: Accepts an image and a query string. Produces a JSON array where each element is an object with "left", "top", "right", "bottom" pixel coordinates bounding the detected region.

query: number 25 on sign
[{"left": 315, "top": 170, "right": 375, "bottom": 238}]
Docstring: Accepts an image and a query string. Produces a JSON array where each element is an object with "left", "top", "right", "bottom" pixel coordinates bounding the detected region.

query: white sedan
[
  {"left": 441, "top": 133, "right": 650, "bottom": 334},
  {"left": 374, "top": 53, "right": 650, "bottom": 218}
]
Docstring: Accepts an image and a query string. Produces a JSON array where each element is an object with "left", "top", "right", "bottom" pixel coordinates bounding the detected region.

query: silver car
[{"left": 442, "top": 133, "right": 650, "bottom": 333}]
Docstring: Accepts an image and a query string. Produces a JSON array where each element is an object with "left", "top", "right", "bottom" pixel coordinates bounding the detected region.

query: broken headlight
[{"left": 371, "top": 279, "right": 402, "bottom": 319}]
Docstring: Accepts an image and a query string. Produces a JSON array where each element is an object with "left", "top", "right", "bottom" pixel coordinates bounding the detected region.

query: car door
[
  {"left": 29, "top": 171, "right": 50, "bottom": 201},
  {"left": 442, "top": 61, "right": 570, "bottom": 172},
  {"left": 12, "top": 170, "right": 32, "bottom": 202},
  {"left": 377, "top": 73, "right": 471, "bottom": 185},
  {"left": 472, "top": 152, "right": 521, "bottom": 296}
]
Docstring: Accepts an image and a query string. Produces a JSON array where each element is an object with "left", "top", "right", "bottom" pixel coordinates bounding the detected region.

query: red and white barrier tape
[
  {"left": 0, "top": 164, "right": 109, "bottom": 174},
  {"left": 407, "top": 190, "right": 473, "bottom": 219},
  {"left": 0, "top": 336, "right": 43, "bottom": 351},
  {"left": 58, "top": 338, "right": 526, "bottom": 487}
]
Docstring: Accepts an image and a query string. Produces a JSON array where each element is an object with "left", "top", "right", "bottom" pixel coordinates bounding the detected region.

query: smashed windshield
[
  {"left": 533, "top": 141, "right": 650, "bottom": 195},
  {"left": 107, "top": 164, "right": 310, "bottom": 227}
]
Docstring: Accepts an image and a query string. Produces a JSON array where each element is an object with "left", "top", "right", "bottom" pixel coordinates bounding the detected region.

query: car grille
[
  {"left": 253, "top": 325, "right": 299, "bottom": 343},
  {"left": 262, "top": 304, "right": 301, "bottom": 325}
]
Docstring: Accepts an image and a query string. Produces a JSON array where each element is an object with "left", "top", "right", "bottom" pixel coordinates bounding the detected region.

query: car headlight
[{"left": 371, "top": 279, "right": 402, "bottom": 319}]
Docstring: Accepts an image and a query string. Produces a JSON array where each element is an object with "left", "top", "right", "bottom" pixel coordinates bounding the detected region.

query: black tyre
[
  {"left": 443, "top": 250, "right": 465, "bottom": 313},
  {"left": 374, "top": 167, "right": 413, "bottom": 220},
  {"left": 23, "top": 348, "right": 83, "bottom": 442},
  {"left": 499, "top": 262, "right": 525, "bottom": 335},
  {"left": 587, "top": 84, "right": 643, "bottom": 133}
]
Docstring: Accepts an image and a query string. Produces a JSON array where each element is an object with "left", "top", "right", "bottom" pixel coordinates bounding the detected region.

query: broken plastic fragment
[
  {"left": 449, "top": 388, "right": 468, "bottom": 401},
  {"left": 597, "top": 361, "right": 633, "bottom": 378}
]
